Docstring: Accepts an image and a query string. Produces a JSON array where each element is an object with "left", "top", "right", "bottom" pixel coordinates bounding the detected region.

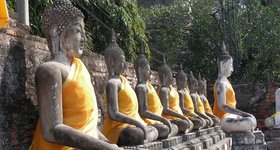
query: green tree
[{"left": 140, "top": 0, "right": 280, "bottom": 83}]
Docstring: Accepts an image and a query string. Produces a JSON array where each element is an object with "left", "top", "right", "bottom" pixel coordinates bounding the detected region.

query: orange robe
[
  {"left": 183, "top": 88, "right": 195, "bottom": 118},
  {"left": 201, "top": 95, "right": 213, "bottom": 114},
  {"left": 29, "top": 58, "right": 98, "bottom": 150},
  {"left": 102, "top": 75, "right": 146, "bottom": 144},
  {"left": 0, "top": 0, "right": 9, "bottom": 28},
  {"left": 161, "top": 85, "right": 183, "bottom": 120},
  {"left": 196, "top": 93, "right": 206, "bottom": 114},
  {"left": 141, "top": 82, "right": 163, "bottom": 125},
  {"left": 213, "top": 80, "right": 237, "bottom": 119}
]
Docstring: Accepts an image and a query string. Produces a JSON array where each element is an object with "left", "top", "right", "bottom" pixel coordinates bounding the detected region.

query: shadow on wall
[{"left": 0, "top": 41, "right": 37, "bottom": 149}]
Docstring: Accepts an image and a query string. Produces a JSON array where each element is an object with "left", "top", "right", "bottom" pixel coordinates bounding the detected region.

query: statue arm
[
  {"left": 106, "top": 80, "right": 148, "bottom": 140},
  {"left": 159, "top": 88, "right": 190, "bottom": 121},
  {"left": 35, "top": 65, "right": 118, "bottom": 150},
  {"left": 216, "top": 81, "right": 252, "bottom": 117},
  {"left": 178, "top": 91, "right": 198, "bottom": 118},
  {"left": 191, "top": 94, "right": 212, "bottom": 121},
  {"left": 135, "top": 85, "right": 172, "bottom": 133}
]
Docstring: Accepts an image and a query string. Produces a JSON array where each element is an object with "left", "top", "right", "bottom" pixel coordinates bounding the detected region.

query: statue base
[
  {"left": 226, "top": 130, "right": 267, "bottom": 150},
  {"left": 122, "top": 126, "right": 232, "bottom": 150},
  {"left": 265, "top": 128, "right": 280, "bottom": 150}
]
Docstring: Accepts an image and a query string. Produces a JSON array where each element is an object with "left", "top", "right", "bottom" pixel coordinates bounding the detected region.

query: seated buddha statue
[
  {"left": 188, "top": 71, "right": 214, "bottom": 127},
  {"left": 101, "top": 32, "right": 158, "bottom": 146},
  {"left": 158, "top": 57, "right": 194, "bottom": 133},
  {"left": 197, "top": 74, "right": 220, "bottom": 125},
  {"left": 176, "top": 65, "right": 206, "bottom": 130},
  {"left": 134, "top": 52, "right": 178, "bottom": 139},
  {"left": 265, "top": 88, "right": 280, "bottom": 128},
  {"left": 29, "top": 0, "right": 119, "bottom": 149},
  {"left": 213, "top": 44, "right": 257, "bottom": 132}
]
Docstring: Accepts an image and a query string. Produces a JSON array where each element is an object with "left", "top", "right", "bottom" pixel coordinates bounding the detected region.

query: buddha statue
[
  {"left": 29, "top": 0, "right": 119, "bottom": 149},
  {"left": 158, "top": 56, "right": 194, "bottom": 133},
  {"left": 176, "top": 65, "right": 206, "bottom": 130},
  {"left": 101, "top": 32, "right": 158, "bottom": 146},
  {"left": 265, "top": 88, "right": 280, "bottom": 128},
  {"left": 197, "top": 73, "right": 220, "bottom": 125},
  {"left": 134, "top": 52, "right": 178, "bottom": 139},
  {"left": 188, "top": 71, "right": 214, "bottom": 127},
  {"left": 213, "top": 44, "right": 257, "bottom": 132}
]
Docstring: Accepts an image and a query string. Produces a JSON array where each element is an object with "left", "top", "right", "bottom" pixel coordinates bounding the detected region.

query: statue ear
[{"left": 50, "top": 26, "right": 60, "bottom": 55}]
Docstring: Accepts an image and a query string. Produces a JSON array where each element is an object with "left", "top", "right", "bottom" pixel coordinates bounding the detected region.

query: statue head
[
  {"left": 197, "top": 73, "right": 207, "bottom": 95},
  {"left": 158, "top": 55, "right": 173, "bottom": 87},
  {"left": 188, "top": 71, "right": 198, "bottom": 93},
  {"left": 175, "top": 63, "right": 187, "bottom": 90},
  {"left": 134, "top": 51, "right": 151, "bottom": 83},
  {"left": 104, "top": 30, "right": 126, "bottom": 77},
  {"left": 42, "top": 0, "right": 86, "bottom": 58},
  {"left": 217, "top": 42, "right": 233, "bottom": 77}
]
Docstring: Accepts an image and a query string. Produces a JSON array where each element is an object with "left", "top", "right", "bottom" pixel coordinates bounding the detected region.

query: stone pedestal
[
  {"left": 122, "top": 126, "right": 232, "bottom": 150},
  {"left": 226, "top": 130, "right": 267, "bottom": 150},
  {"left": 265, "top": 128, "right": 280, "bottom": 150}
]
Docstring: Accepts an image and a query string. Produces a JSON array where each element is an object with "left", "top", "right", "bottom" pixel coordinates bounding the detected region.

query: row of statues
[{"left": 29, "top": 0, "right": 257, "bottom": 149}]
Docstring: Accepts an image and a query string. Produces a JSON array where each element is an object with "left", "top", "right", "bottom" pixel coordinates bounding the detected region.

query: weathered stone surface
[
  {"left": 182, "top": 132, "right": 196, "bottom": 141},
  {"left": 254, "top": 130, "right": 265, "bottom": 144},
  {"left": 162, "top": 136, "right": 183, "bottom": 148},
  {"left": 267, "top": 141, "right": 280, "bottom": 150},
  {"left": 226, "top": 132, "right": 255, "bottom": 145},
  {"left": 232, "top": 144, "right": 267, "bottom": 150}
]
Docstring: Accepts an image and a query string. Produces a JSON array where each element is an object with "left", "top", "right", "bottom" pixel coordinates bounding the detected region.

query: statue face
[
  {"left": 220, "top": 58, "right": 233, "bottom": 77},
  {"left": 141, "top": 64, "right": 151, "bottom": 82},
  {"left": 177, "top": 77, "right": 187, "bottom": 89},
  {"left": 61, "top": 17, "right": 86, "bottom": 58},
  {"left": 165, "top": 71, "right": 173, "bottom": 85},
  {"left": 115, "top": 54, "right": 127, "bottom": 74}
]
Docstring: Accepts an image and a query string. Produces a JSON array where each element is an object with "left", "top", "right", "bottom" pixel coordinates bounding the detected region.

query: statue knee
[
  {"left": 191, "top": 118, "right": 203, "bottom": 130},
  {"left": 153, "top": 124, "right": 169, "bottom": 139},
  {"left": 118, "top": 127, "right": 144, "bottom": 146}
]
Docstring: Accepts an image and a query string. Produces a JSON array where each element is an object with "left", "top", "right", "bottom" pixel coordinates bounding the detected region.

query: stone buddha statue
[
  {"left": 176, "top": 65, "right": 206, "bottom": 130},
  {"left": 134, "top": 52, "right": 178, "bottom": 139},
  {"left": 158, "top": 56, "right": 194, "bottom": 133},
  {"left": 29, "top": 0, "right": 119, "bottom": 149},
  {"left": 213, "top": 44, "right": 257, "bottom": 132},
  {"left": 197, "top": 74, "right": 220, "bottom": 125},
  {"left": 101, "top": 32, "right": 158, "bottom": 146},
  {"left": 188, "top": 71, "right": 214, "bottom": 127},
  {"left": 265, "top": 88, "right": 280, "bottom": 128}
]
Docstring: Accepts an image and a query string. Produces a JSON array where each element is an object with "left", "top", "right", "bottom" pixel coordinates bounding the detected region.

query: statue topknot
[
  {"left": 158, "top": 55, "right": 172, "bottom": 83},
  {"left": 42, "top": 0, "right": 84, "bottom": 40},
  {"left": 217, "top": 41, "right": 232, "bottom": 63},
  {"left": 104, "top": 30, "right": 125, "bottom": 77},
  {"left": 176, "top": 62, "right": 187, "bottom": 81}
]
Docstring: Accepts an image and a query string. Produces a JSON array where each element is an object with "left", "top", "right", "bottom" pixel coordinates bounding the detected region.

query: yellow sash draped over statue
[
  {"left": 201, "top": 95, "right": 213, "bottom": 114},
  {"left": 29, "top": 58, "right": 98, "bottom": 150},
  {"left": 196, "top": 93, "right": 205, "bottom": 114},
  {"left": 183, "top": 88, "right": 195, "bottom": 118},
  {"left": 0, "top": 0, "right": 9, "bottom": 28},
  {"left": 102, "top": 75, "right": 147, "bottom": 144},
  {"left": 161, "top": 85, "right": 183, "bottom": 120},
  {"left": 213, "top": 80, "right": 237, "bottom": 119},
  {"left": 141, "top": 82, "right": 163, "bottom": 125}
]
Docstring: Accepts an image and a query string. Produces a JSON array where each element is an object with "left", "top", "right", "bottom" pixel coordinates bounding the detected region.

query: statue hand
[
  {"left": 142, "top": 126, "right": 149, "bottom": 144},
  {"left": 163, "top": 119, "right": 172, "bottom": 134}
]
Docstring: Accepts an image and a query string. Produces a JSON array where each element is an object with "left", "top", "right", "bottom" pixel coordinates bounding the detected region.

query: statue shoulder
[
  {"left": 35, "top": 62, "right": 65, "bottom": 80},
  {"left": 215, "top": 79, "right": 229, "bottom": 92},
  {"left": 106, "top": 77, "right": 122, "bottom": 90},
  {"left": 135, "top": 83, "right": 148, "bottom": 92}
]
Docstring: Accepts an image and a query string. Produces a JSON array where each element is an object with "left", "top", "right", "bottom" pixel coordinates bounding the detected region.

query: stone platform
[
  {"left": 226, "top": 130, "right": 267, "bottom": 150},
  {"left": 122, "top": 126, "right": 232, "bottom": 150},
  {"left": 264, "top": 128, "right": 280, "bottom": 150}
]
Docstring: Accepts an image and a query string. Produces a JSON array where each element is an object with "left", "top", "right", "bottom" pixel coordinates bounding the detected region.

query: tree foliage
[
  {"left": 140, "top": 0, "right": 280, "bottom": 83},
  {"left": 7, "top": 0, "right": 149, "bottom": 61}
]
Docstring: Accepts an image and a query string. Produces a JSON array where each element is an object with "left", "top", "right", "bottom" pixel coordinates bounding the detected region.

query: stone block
[
  {"left": 226, "top": 132, "right": 255, "bottom": 145},
  {"left": 210, "top": 134, "right": 221, "bottom": 144},
  {"left": 254, "top": 130, "right": 265, "bottom": 144},
  {"left": 268, "top": 128, "right": 280, "bottom": 141},
  {"left": 200, "top": 135, "right": 213, "bottom": 149},
  {"left": 182, "top": 132, "right": 196, "bottom": 141},
  {"left": 196, "top": 128, "right": 209, "bottom": 136},
  {"left": 232, "top": 143, "right": 267, "bottom": 150},
  {"left": 218, "top": 132, "right": 225, "bottom": 140},
  {"left": 267, "top": 141, "right": 280, "bottom": 150},
  {"left": 162, "top": 136, "right": 183, "bottom": 148},
  {"left": 185, "top": 139, "right": 203, "bottom": 150}
]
